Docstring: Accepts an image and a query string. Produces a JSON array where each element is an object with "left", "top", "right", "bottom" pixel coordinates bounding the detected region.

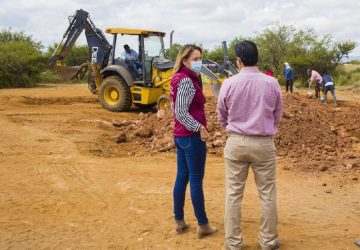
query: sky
[{"left": 0, "top": 0, "right": 359, "bottom": 57}]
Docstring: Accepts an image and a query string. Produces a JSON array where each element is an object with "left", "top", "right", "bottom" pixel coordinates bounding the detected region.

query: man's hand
[{"left": 200, "top": 126, "right": 210, "bottom": 142}]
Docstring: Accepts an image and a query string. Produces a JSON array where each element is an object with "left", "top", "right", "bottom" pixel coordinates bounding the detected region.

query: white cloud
[{"left": 0, "top": 0, "right": 359, "bottom": 55}]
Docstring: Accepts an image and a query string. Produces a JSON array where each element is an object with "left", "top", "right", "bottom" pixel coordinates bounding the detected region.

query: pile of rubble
[{"left": 113, "top": 93, "right": 360, "bottom": 173}]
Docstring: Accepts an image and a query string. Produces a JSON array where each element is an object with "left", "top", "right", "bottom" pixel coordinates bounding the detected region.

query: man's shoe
[
  {"left": 272, "top": 241, "right": 281, "bottom": 249},
  {"left": 175, "top": 220, "right": 189, "bottom": 233},
  {"left": 261, "top": 240, "right": 280, "bottom": 250},
  {"left": 197, "top": 224, "right": 217, "bottom": 238},
  {"left": 225, "top": 241, "right": 243, "bottom": 250}
]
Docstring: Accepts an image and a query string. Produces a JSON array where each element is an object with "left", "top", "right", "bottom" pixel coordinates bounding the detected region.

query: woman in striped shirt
[{"left": 170, "top": 44, "right": 217, "bottom": 238}]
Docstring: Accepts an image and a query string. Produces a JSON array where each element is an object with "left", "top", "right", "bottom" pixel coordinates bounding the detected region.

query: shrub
[{"left": 0, "top": 29, "right": 47, "bottom": 88}]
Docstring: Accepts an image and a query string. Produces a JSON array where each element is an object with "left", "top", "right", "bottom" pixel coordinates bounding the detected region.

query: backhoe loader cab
[
  {"left": 98, "top": 28, "right": 174, "bottom": 112},
  {"left": 105, "top": 28, "right": 167, "bottom": 83}
]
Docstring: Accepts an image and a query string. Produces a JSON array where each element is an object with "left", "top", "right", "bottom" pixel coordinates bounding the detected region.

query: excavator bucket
[{"left": 56, "top": 63, "right": 88, "bottom": 81}]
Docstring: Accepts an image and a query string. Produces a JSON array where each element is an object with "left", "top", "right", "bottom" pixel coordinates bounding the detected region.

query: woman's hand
[{"left": 200, "top": 126, "right": 209, "bottom": 142}]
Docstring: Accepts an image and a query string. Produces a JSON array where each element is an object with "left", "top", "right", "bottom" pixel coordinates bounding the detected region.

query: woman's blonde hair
[{"left": 173, "top": 44, "right": 202, "bottom": 73}]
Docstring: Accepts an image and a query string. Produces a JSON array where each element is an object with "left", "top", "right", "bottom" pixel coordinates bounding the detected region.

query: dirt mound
[
  {"left": 113, "top": 111, "right": 175, "bottom": 153},
  {"left": 113, "top": 93, "right": 360, "bottom": 173},
  {"left": 275, "top": 93, "right": 359, "bottom": 172},
  {"left": 21, "top": 96, "right": 98, "bottom": 105}
]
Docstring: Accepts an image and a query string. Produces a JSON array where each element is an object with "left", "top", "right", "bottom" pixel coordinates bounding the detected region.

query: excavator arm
[{"left": 50, "top": 9, "right": 112, "bottom": 90}]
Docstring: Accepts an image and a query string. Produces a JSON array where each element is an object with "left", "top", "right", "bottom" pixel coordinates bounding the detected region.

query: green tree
[
  {"left": 205, "top": 45, "right": 224, "bottom": 64},
  {"left": 202, "top": 37, "right": 246, "bottom": 65},
  {"left": 0, "top": 28, "right": 42, "bottom": 49},
  {"left": 253, "top": 25, "right": 357, "bottom": 83},
  {"left": 0, "top": 29, "right": 47, "bottom": 88},
  {"left": 228, "top": 37, "right": 247, "bottom": 62},
  {"left": 333, "top": 40, "right": 357, "bottom": 64},
  {"left": 165, "top": 43, "right": 182, "bottom": 61}
]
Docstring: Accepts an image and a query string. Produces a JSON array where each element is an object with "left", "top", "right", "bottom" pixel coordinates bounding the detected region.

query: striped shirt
[{"left": 174, "top": 77, "right": 201, "bottom": 132}]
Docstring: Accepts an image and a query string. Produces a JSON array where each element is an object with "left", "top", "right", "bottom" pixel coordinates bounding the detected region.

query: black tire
[{"left": 99, "top": 76, "right": 132, "bottom": 112}]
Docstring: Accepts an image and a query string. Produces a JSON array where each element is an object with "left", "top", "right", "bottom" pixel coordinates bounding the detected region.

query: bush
[
  {"left": 277, "top": 76, "right": 286, "bottom": 87},
  {"left": 39, "top": 70, "right": 60, "bottom": 83},
  {"left": 333, "top": 65, "right": 360, "bottom": 86},
  {"left": 0, "top": 29, "right": 47, "bottom": 88}
]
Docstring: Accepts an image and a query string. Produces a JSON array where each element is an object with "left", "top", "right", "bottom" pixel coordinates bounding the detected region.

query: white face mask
[{"left": 190, "top": 60, "right": 203, "bottom": 73}]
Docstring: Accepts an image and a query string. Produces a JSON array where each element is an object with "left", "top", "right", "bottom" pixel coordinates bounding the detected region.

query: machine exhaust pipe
[
  {"left": 222, "top": 41, "right": 229, "bottom": 63},
  {"left": 170, "top": 30, "right": 174, "bottom": 61}
]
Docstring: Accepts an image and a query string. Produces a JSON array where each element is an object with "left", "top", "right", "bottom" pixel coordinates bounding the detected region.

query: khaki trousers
[{"left": 224, "top": 133, "right": 278, "bottom": 250}]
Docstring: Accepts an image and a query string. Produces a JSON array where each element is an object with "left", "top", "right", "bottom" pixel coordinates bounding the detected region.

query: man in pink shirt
[
  {"left": 307, "top": 69, "right": 322, "bottom": 98},
  {"left": 218, "top": 41, "right": 282, "bottom": 250}
]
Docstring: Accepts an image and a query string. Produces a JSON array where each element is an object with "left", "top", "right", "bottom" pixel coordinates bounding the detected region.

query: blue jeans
[
  {"left": 133, "top": 61, "right": 143, "bottom": 70},
  {"left": 173, "top": 134, "right": 208, "bottom": 225},
  {"left": 324, "top": 85, "right": 337, "bottom": 104},
  {"left": 128, "top": 61, "right": 143, "bottom": 79}
]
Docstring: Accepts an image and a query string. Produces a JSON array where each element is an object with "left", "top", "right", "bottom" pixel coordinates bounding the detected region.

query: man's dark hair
[
  {"left": 235, "top": 40, "right": 258, "bottom": 66},
  {"left": 124, "top": 44, "right": 130, "bottom": 50}
]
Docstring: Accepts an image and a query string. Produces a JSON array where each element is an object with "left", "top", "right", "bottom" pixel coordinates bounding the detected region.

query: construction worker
[
  {"left": 170, "top": 44, "right": 217, "bottom": 238},
  {"left": 322, "top": 73, "right": 337, "bottom": 106},
  {"left": 282, "top": 62, "right": 294, "bottom": 92},
  {"left": 122, "top": 44, "right": 142, "bottom": 79},
  {"left": 218, "top": 41, "right": 283, "bottom": 250},
  {"left": 307, "top": 69, "right": 322, "bottom": 98}
]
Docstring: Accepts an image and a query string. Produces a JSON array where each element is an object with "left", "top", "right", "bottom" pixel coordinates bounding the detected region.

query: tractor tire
[
  {"left": 157, "top": 95, "right": 171, "bottom": 110},
  {"left": 99, "top": 76, "right": 132, "bottom": 112}
]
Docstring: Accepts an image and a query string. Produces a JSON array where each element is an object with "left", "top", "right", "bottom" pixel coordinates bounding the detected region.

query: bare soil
[{"left": 0, "top": 83, "right": 359, "bottom": 250}]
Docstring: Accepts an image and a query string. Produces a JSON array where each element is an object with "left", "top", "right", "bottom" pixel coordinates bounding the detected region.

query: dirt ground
[{"left": 0, "top": 83, "right": 359, "bottom": 250}]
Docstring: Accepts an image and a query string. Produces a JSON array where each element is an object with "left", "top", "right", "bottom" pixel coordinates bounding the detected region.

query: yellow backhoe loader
[{"left": 50, "top": 9, "right": 237, "bottom": 112}]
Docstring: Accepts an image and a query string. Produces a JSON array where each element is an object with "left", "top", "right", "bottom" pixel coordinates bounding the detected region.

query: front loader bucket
[
  {"left": 56, "top": 63, "right": 88, "bottom": 81},
  {"left": 210, "top": 82, "right": 222, "bottom": 98},
  {"left": 201, "top": 65, "right": 222, "bottom": 97}
]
